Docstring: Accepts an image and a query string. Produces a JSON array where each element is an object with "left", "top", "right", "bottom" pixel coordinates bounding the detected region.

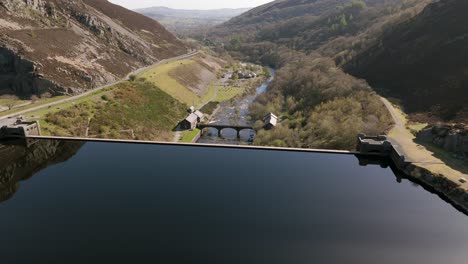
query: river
[
  {"left": 0, "top": 139, "right": 467, "bottom": 263},
  {"left": 197, "top": 70, "right": 274, "bottom": 145}
]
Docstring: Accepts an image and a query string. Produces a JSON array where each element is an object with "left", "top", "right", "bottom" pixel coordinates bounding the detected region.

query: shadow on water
[
  {"left": 0, "top": 139, "right": 83, "bottom": 203},
  {"left": 356, "top": 154, "right": 468, "bottom": 216}
]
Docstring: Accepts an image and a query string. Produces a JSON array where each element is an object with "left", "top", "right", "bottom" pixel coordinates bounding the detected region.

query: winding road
[{"left": 0, "top": 51, "right": 199, "bottom": 121}]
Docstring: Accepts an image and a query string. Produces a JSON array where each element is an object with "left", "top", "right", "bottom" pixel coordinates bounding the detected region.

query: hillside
[
  {"left": 23, "top": 52, "right": 253, "bottom": 142},
  {"left": 0, "top": 0, "right": 187, "bottom": 98},
  {"left": 346, "top": 0, "right": 468, "bottom": 122},
  {"left": 208, "top": 0, "right": 429, "bottom": 67},
  {"left": 135, "top": 6, "right": 250, "bottom": 36},
  {"left": 43, "top": 80, "right": 189, "bottom": 141}
]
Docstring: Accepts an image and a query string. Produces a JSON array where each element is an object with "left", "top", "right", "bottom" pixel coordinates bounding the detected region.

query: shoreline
[{"left": 393, "top": 161, "right": 468, "bottom": 215}]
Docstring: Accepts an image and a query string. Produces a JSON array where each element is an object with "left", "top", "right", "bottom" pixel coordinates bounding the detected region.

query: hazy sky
[{"left": 108, "top": 0, "right": 273, "bottom": 10}]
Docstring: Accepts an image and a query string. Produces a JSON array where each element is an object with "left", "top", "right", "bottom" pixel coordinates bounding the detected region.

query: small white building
[
  {"left": 193, "top": 111, "right": 204, "bottom": 122},
  {"left": 180, "top": 113, "right": 198, "bottom": 130},
  {"left": 263, "top": 113, "right": 278, "bottom": 130},
  {"left": 180, "top": 110, "right": 204, "bottom": 130}
]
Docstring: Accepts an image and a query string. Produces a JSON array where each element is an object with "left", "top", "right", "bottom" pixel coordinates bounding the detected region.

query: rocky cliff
[
  {"left": 418, "top": 124, "right": 468, "bottom": 155},
  {"left": 0, "top": 0, "right": 187, "bottom": 97}
]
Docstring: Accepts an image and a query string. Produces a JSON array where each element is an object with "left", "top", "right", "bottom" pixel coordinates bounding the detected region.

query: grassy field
[
  {"left": 0, "top": 98, "right": 29, "bottom": 107},
  {"left": 138, "top": 59, "right": 203, "bottom": 106},
  {"left": 200, "top": 101, "right": 219, "bottom": 116},
  {"left": 0, "top": 96, "right": 68, "bottom": 117},
  {"left": 180, "top": 128, "right": 201, "bottom": 143},
  {"left": 137, "top": 54, "right": 244, "bottom": 108},
  {"left": 408, "top": 122, "right": 428, "bottom": 134},
  {"left": 20, "top": 88, "right": 117, "bottom": 132},
  {"left": 215, "top": 85, "right": 245, "bottom": 102}
]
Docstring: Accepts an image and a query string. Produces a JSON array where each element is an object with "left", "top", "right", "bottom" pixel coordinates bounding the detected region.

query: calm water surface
[{"left": 0, "top": 139, "right": 467, "bottom": 264}]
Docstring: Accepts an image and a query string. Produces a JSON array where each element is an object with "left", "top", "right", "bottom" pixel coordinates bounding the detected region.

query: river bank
[{"left": 197, "top": 70, "right": 274, "bottom": 145}]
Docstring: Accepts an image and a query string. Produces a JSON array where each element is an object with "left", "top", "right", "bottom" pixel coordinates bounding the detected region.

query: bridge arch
[{"left": 198, "top": 124, "right": 255, "bottom": 139}]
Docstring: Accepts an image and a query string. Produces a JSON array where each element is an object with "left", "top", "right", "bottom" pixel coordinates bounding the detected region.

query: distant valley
[{"left": 135, "top": 6, "right": 250, "bottom": 36}]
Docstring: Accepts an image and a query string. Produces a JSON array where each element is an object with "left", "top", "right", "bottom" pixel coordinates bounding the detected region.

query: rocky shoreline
[{"left": 395, "top": 159, "right": 468, "bottom": 214}]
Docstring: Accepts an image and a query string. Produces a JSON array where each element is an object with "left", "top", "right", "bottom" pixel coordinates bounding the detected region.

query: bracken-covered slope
[
  {"left": 0, "top": 0, "right": 187, "bottom": 97},
  {"left": 346, "top": 0, "right": 468, "bottom": 121}
]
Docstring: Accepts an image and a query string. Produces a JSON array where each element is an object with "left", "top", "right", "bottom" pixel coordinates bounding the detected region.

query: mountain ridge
[{"left": 135, "top": 6, "right": 251, "bottom": 36}]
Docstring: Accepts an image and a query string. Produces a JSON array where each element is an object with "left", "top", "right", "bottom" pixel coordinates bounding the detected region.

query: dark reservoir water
[
  {"left": 197, "top": 72, "right": 274, "bottom": 145},
  {"left": 0, "top": 139, "right": 467, "bottom": 264}
]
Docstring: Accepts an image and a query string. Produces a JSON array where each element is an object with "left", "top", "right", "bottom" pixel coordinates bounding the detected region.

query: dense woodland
[
  {"left": 249, "top": 56, "right": 392, "bottom": 149},
  {"left": 205, "top": 0, "right": 432, "bottom": 149}
]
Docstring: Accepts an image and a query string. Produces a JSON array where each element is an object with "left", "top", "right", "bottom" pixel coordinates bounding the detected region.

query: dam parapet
[{"left": 357, "top": 133, "right": 468, "bottom": 213}]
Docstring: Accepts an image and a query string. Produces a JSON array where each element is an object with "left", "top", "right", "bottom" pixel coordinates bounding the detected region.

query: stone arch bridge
[{"left": 197, "top": 124, "right": 254, "bottom": 138}]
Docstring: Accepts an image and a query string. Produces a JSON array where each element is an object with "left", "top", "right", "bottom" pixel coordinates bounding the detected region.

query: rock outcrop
[
  {"left": 0, "top": 0, "right": 187, "bottom": 97},
  {"left": 417, "top": 124, "right": 468, "bottom": 155}
]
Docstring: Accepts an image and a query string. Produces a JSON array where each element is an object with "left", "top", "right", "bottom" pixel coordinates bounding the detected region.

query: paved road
[
  {"left": 380, "top": 97, "right": 404, "bottom": 128},
  {"left": 380, "top": 97, "right": 467, "bottom": 188},
  {"left": 380, "top": 97, "right": 441, "bottom": 163},
  {"left": 0, "top": 51, "right": 199, "bottom": 121}
]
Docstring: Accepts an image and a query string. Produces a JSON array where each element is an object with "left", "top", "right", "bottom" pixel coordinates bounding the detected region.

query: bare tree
[
  {"left": 0, "top": 95, "right": 20, "bottom": 110},
  {"left": 40, "top": 92, "right": 52, "bottom": 99},
  {"left": 30, "top": 95, "right": 40, "bottom": 103}
]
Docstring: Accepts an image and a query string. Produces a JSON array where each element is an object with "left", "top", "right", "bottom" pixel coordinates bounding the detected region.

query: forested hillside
[
  {"left": 209, "top": 0, "right": 428, "bottom": 67},
  {"left": 346, "top": 0, "right": 468, "bottom": 122},
  {"left": 206, "top": 0, "right": 430, "bottom": 149}
]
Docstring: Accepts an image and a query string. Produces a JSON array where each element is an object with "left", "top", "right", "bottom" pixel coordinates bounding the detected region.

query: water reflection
[
  {"left": 0, "top": 139, "right": 467, "bottom": 263},
  {"left": 0, "top": 139, "right": 83, "bottom": 203}
]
